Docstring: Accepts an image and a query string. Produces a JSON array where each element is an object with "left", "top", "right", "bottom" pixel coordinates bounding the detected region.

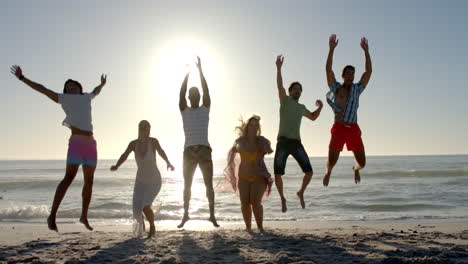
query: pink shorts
[{"left": 67, "top": 135, "right": 97, "bottom": 167}]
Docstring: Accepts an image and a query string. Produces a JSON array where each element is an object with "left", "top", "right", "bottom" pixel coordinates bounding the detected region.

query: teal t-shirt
[{"left": 278, "top": 96, "right": 308, "bottom": 140}]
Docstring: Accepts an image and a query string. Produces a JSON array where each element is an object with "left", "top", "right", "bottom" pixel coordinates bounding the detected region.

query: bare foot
[
  {"left": 258, "top": 227, "right": 265, "bottom": 233},
  {"left": 296, "top": 191, "right": 306, "bottom": 209},
  {"left": 47, "top": 215, "right": 58, "bottom": 232},
  {"left": 353, "top": 166, "right": 361, "bottom": 184},
  {"left": 281, "top": 197, "right": 287, "bottom": 213},
  {"left": 79, "top": 217, "right": 94, "bottom": 231},
  {"left": 147, "top": 226, "right": 155, "bottom": 238},
  {"left": 323, "top": 170, "right": 331, "bottom": 187},
  {"left": 209, "top": 216, "right": 220, "bottom": 227},
  {"left": 245, "top": 227, "right": 253, "bottom": 233},
  {"left": 177, "top": 215, "right": 190, "bottom": 228}
]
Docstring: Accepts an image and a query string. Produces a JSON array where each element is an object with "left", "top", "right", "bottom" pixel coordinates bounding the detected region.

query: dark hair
[
  {"left": 139, "top": 120, "right": 151, "bottom": 128},
  {"left": 288, "top": 81, "right": 302, "bottom": 92},
  {"left": 63, "top": 79, "right": 83, "bottom": 94},
  {"left": 342, "top": 65, "right": 355, "bottom": 76}
]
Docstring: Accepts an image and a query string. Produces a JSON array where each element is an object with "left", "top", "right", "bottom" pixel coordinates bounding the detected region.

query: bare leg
[
  {"left": 239, "top": 178, "right": 252, "bottom": 231},
  {"left": 48, "top": 164, "right": 80, "bottom": 232},
  {"left": 274, "top": 175, "right": 287, "bottom": 213},
  {"left": 251, "top": 180, "right": 266, "bottom": 232},
  {"left": 80, "top": 165, "right": 95, "bottom": 231},
  {"left": 251, "top": 202, "right": 264, "bottom": 232},
  {"left": 324, "top": 149, "right": 340, "bottom": 187},
  {"left": 352, "top": 150, "right": 366, "bottom": 184},
  {"left": 143, "top": 205, "right": 155, "bottom": 238},
  {"left": 200, "top": 160, "right": 219, "bottom": 227},
  {"left": 297, "top": 171, "right": 313, "bottom": 209},
  {"left": 178, "top": 157, "right": 196, "bottom": 228},
  {"left": 241, "top": 202, "right": 252, "bottom": 232}
]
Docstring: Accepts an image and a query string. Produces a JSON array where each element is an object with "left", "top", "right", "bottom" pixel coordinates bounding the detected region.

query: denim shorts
[{"left": 274, "top": 137, "right": 312, "bottom": 175}]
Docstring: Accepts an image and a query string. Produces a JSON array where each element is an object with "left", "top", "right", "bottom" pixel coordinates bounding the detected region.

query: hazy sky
[{"left": 1, "top": 0, "right": 467, "bottom": 160}]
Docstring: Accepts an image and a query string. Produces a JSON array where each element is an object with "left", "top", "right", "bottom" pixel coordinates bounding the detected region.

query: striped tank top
[{"left": 181, "top": 106, "right": 210, "bottom": 149}]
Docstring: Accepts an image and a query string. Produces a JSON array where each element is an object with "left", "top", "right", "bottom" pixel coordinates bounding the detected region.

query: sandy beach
[{"left": 1, "top": 220, "right": 467, "bottom": 264}]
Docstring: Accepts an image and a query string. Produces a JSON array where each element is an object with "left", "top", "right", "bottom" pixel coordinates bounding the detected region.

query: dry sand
[{"left": 1, "top": 220, "right": 467, "bottom": 264}]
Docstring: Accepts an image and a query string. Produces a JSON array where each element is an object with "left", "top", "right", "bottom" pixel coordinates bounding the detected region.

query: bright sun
[{"left": 149, "top": 38, "right": 223, "bottom": 101}]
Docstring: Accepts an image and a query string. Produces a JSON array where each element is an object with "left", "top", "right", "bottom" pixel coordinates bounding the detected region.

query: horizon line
[{"left": 1, "top": 153, "right": 468, "bottom": 161}]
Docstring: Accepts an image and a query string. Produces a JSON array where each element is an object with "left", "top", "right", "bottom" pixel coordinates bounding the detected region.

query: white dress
[{"left": 133, "top": 140, "right": 162, "bottom": 237}]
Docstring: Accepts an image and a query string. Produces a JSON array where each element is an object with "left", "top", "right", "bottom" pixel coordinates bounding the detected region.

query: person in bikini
[
  {"left": 223, "top": 115, "right": 273, "bottom": 232},
  {"left": 323, "top": 34, "right": 372, "bottom": 186}
]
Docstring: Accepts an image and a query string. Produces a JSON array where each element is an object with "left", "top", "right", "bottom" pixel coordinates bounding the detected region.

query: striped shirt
[
  {"left": 181, "top": 106, "right": 210, "bottom": 149},
  {"left": 326, "top": 82, "right": 365, "bottom": 123}
]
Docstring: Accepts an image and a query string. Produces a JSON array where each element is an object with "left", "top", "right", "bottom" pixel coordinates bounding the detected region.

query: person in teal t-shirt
[{"left": 274, "top": 55, "right": 323, "bottom": 213}]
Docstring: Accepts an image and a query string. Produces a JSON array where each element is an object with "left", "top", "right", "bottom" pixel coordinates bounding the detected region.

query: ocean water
[{"left": 0, "top": 155, "right": 467, "bottom": 225}]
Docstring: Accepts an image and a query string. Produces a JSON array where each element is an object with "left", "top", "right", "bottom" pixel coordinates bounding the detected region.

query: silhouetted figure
[
  {"left": 111, "top": 120, "right": 174, "bottom": 238},
  {"left": 10, "top": 65, "right": 107, "bottom": 232},
  {"left": 178, "top": 57, "right": 219, "bottom": 228}
]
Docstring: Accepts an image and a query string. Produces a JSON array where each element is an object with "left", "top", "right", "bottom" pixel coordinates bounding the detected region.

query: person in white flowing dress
[{"left": 111, "top": 120, "right": 174, "bottom": 238}]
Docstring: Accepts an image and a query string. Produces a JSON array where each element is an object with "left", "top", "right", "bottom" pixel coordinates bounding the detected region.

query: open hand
[
  {"left": 10, "top": 65, "right": 23, "bottom": 79},
  {"left": 276, "top": 55, "right": 284, "bottom": 68},
  {"left": 360, "top": 37, "right": 369, "bottom": 52},
  {"left": 195, "top": 56, "right": 202, "bottom": 70},
  {"left": 329, "top": 34, "right": 339, "bottom": 49},
  {"left": 100, "top": 74, "right": 107, "bottom": 86}
]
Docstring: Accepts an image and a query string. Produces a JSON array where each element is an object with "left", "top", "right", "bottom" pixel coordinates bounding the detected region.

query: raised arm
[
  {"left": 196, "top": 56, "right": 210, "bottom": 108},
  {"left": 10, "top": 65, "right": 58, "bottom": 103},
  {"left": 359, "top": 37, "right": 372, "bottom": 88},
  {"left": 179, "top": 71, "right": 189, "bottom": 111},
  {"left": 154, "top": 139, "right": 175, "bottom": 171},
  {"left": 326, "top": 34, "right": 338, "bottom": 87},
  {"left": 276, "top": 55, "right": 287, "bottom": 101},
  {"left": 110, "top": 141, "right": 135, "bottom": 171},
  {"left": 92, "top": 74, "right": 107, "bottom": 96},
  {"left": 305, "top": 100, "right": 323, "bottom": 121}
]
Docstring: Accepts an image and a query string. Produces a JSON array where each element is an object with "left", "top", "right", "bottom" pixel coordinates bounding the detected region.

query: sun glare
[{"left": 149, "top": 38, "right": 223, "bottom": 101}]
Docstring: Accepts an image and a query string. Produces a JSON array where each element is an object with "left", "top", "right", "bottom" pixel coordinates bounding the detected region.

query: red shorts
[{"left": 329, "top": 122, "right": 364, "bottom": 152}]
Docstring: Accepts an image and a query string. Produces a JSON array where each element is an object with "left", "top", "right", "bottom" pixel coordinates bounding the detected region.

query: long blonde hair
[
  {"left": 235, "top": 115, "right": 261, "bottom": 137},
  {"left": 138, "top": 120, "right": 151, "bottom": 139}
]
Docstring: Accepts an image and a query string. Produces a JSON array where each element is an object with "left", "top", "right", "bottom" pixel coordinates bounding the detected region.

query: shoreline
[
  {"left": 1, "top": 219, "right": 467, "bottom": 244},
  {"left": 1, "top": 220, "right": 467, "bottom": 263}
]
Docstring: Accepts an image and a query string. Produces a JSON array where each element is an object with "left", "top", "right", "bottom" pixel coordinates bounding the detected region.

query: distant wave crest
[{"left": 363, "top": 168, "right": 468, "bottom": 177}]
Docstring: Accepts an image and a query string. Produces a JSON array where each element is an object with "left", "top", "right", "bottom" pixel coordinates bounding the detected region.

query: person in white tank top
[
  {"left": 110, "top": 120, "right": 174, "bottom": 238},
  {"left": 177, "top": 57, "right": 219, "bottom": 228}
]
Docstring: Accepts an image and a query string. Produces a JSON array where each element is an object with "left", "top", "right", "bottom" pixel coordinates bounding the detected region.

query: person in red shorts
[{"left": 323, "top": 34, "right": 372, "bottom": 186}]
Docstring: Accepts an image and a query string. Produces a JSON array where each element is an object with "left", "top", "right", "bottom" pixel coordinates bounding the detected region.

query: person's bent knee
[
  {"left": 61, "top": 176, "right": 74, "bottom": 185},
  {"left": 206, "top": 187, "right": 214, "bottom": 196},
  {"left": 241, "top": 201, "right": 251, "bottom": 208},
  {"left": 251, "top": 201, "right": 262, "bottom": 209},
  {"left": 358, "top": 160, "right": 366, "bottom": 168},
  {"left": 83, "top": 180, "right": 93, "bottom": 187}
]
